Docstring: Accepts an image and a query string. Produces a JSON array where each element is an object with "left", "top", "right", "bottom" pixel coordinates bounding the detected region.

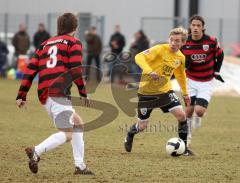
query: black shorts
[
  {"left": 137, "top": 91, "right": 181, "bottom": 120},
  {"left": 190, "top": 96, "right": 209, "bottom": 108}
]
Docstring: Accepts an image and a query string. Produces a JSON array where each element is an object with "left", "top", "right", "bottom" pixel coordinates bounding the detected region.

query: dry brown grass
[{"left": 0, "top": 79, "right": 240, "bottom": 182}]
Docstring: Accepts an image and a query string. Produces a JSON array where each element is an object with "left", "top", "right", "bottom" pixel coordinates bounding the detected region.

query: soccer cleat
[
  {"left": 183, "top": 148, "right": 195, "bottom": 156},
  {"left": 25, "top": 147, "right": 40, "bottom": 174},
  {"left": 74, "top": 166, "right": 94, "bottom": 175},
  {"left": 124, "top": 133, "right": 134, "bottom": 152}
]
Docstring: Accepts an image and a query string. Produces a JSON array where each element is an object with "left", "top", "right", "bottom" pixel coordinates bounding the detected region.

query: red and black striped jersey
[
  {"left": 181, "top": 34, "right": 224, "bottom": 82},
  {"left": 16, "top": 35, "right": 87, "bottom": 105}
]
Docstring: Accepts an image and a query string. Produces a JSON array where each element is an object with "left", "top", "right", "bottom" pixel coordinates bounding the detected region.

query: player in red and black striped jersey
[
  {"left": 16, "top": 33, "right": 87, "bottom": 104},
  {"left": 181, "top": 15, "right": 224, "bottom": 147},
  {"left": 16, "top": 13, "right": 93, "bottom": 175},
  {"left": 181, "top": 31, "right": 224, "bottom": 82}
]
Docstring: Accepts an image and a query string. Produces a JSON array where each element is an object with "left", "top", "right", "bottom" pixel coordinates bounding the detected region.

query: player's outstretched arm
[
  {"left": 16, "top": 53, "right": 39, "bottom": 105},
  {"left": 135, "top": 45, "right": 162, "bottom": 74},
  {"left": 68, "top": 40, "right": 89, "bottom": 106}
]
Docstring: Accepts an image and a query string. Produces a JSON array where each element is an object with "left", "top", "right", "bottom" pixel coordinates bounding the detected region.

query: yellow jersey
[{"left": 135, "top": 44, "right": 188, "bottom": 96}]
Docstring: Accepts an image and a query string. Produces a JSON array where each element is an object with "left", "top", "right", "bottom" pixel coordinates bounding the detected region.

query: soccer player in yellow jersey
[{"left": 124, "top": 27, "right": 194, "bottom": 156}]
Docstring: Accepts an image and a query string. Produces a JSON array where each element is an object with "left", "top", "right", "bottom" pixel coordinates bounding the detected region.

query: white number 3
[{"left": 46, "top": 45, "right": 58, "bottom": 68}]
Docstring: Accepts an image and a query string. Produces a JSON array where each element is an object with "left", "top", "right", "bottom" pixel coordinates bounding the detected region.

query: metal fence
[
  {"left": 0, "top": 13, "right": 105, "bottom": 45},
  {"left": 140, "top": 17, "right": 240, "bottom": 45}
]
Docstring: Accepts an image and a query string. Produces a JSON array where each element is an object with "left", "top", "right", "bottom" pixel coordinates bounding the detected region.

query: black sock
[
  {"left": 128, "top": 123, "right": 139, "bottom": 137},
  {"left": 178, "top": 120, "right": 188, "bottom": 148}
]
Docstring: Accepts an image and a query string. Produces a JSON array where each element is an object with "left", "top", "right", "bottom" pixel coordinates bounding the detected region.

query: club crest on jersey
[
  {"left": 140, "top": 108, "right": 148, "bottom": 116},
  {"left": 203, "top": 44, "right": 209, "bottom": 51},
  {"left": 174, "top": 60, "right": 180, "bottom": 66}
]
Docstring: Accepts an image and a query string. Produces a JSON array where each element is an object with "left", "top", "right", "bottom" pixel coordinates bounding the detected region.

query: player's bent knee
[
  {"left": 177, "top": 112, "right": 186, "bottom": 121},
  {"left": 65, "top": 132, "right": 73, "bottom": 142},
  {"left": 55, "top": 111, "right": 76, "bottom": 142},
  {"left": 171, "top": 109, "right": 186, "bottom": 121},
  {"left": 195, "top": 109, "right": 205, "bottom": 117},
  {"left": 138, "top": 120, "right": 148, "bottom": 131},
  {"left": 72, "top": 113, "right": 84, "bottom": 130},
  {"left": 195, "top": 106, "right": 206, "bottom": 117},
  {"left": 58, "top": 128, "right": 73, "bottom": 142}
]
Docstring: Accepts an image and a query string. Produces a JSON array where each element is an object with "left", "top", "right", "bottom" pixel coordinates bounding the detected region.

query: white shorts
[
  {"left": 44, "top": 97, "right": 75, "bottom": 128},
  {"left": 187, "top": 78, "right": 214, "bottom": 102}
]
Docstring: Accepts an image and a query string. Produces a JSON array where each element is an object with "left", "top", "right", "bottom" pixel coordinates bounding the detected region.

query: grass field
[{"left": 0, "top": 78, "right": 240, "bottom": 183}]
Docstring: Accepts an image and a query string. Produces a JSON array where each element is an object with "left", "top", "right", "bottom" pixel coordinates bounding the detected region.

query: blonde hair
[{"left": 169, "top": 27, "right": 188, "bottom": 42}]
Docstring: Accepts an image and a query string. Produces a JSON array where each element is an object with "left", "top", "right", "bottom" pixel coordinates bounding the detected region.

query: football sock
[
  {"left": 71, "top": 130, "right": 86, "bottom": 170},
  {"left": 187, "top": 118, "right": 192, "bottom": 138},
  {"left": 128, "top": 123, "right": 139, "bottom": 137},
  {"left": 178, "top": 120, "right": 188, "bottom": 147},
  {"left": 193, "top": 116, "right": 202, "bottom": 128},
  {"left": 187, "top": 118, "right": 192, "bottom": 147},
  {"left": 35, "top": 131, "right": 67, "bottom": 156}
]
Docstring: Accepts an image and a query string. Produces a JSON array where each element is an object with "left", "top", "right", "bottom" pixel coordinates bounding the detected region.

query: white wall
[
  {"left": 0, "top": 0, "right": 174, "bottom": 44},
  {"left": 180, "top": 0, "right": 189, "bottom": 19},
  {"left": 199, "top": 0, "right": 240, "bottom": 43},
  {"left": 0, "top": 0, "right": 239, "bottom": 44},
  {"left": 199, "top": 0, "right": 239, "bottom": 18}
]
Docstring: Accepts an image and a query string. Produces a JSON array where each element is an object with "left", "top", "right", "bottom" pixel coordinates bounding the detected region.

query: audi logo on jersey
[{"left": 191, "top": 54, "right": 207, "bottom": 63}]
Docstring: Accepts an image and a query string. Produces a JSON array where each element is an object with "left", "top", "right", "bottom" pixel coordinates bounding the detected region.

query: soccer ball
[{"left": 166, "top": 137, "right": 186, "bottom": 156}]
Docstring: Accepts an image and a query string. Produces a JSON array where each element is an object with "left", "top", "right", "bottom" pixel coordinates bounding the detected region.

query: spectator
[
  {"left": 33, "top": 23, "right": 50, "bottom": 50},
  {"left": 85, "top": 26, "right": 102, "bottom": 82},
  {"left": 12, "top": 23, "right": 30, "bottom": 68},
  {"left": 130, "top": 30, "right": 149, "bottom": 81},
  {"left": 130, "top": 30, "right": 149, "bottom": 55},
  {"left": 109, "top": 25, "right": 125, "bottom": 55},
  {"left": 108, "top": 25, "right": 126, "bottom": 83},
  {"left": 0, "top": 39, "right": 9, "bottom": 77}
]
